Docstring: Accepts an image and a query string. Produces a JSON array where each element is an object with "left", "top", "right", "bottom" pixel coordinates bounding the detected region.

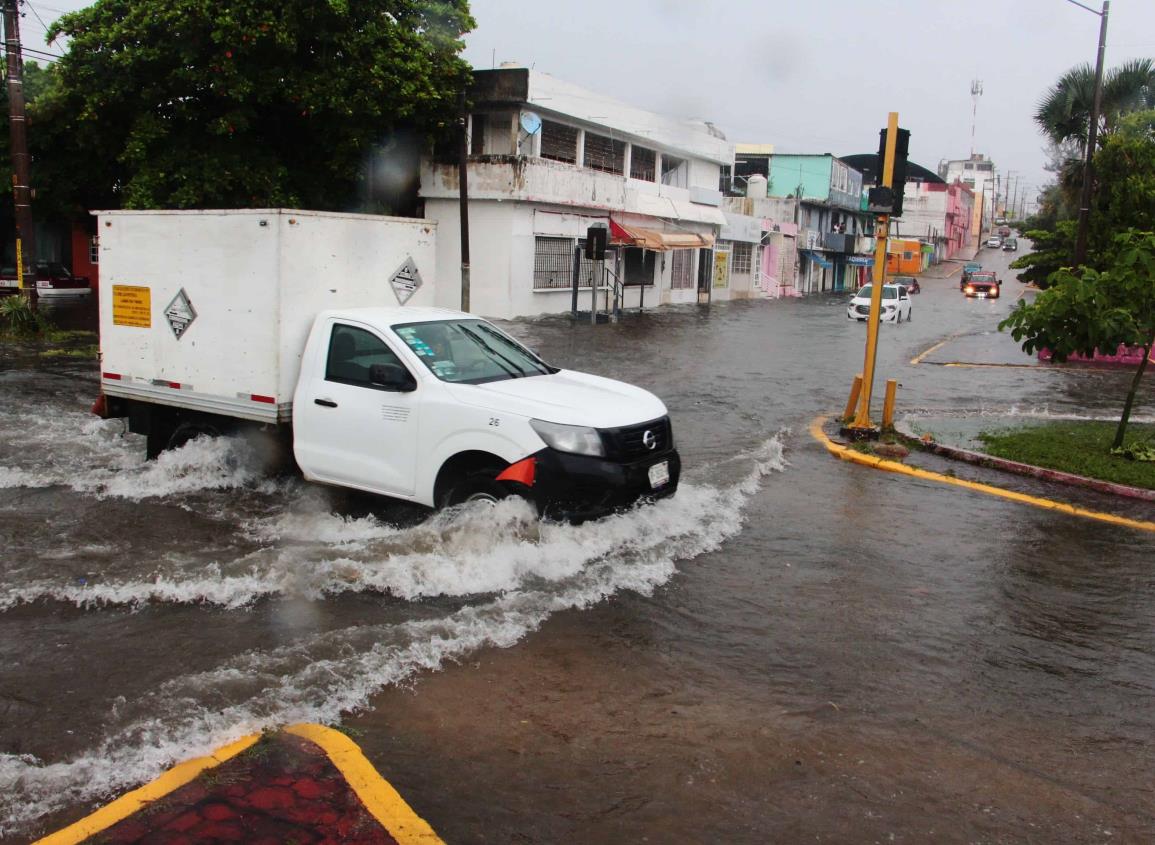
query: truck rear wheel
[{"left": 166, "top": 421, "right": 224, "bottom": 453}]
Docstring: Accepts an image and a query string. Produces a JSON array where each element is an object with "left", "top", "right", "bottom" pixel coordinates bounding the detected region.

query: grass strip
[{"left": 978, "top": 421, "right": 1155, "bottom": 490}]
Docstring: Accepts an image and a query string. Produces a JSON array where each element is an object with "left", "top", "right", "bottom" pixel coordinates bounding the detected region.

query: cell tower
[{"left": 970, "top": 79, "right": 983, "bottom": 159}]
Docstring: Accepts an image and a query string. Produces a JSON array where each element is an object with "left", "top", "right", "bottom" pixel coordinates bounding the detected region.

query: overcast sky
[{"left": 26, "top": 0, "right": 1155, "bottom": 209}]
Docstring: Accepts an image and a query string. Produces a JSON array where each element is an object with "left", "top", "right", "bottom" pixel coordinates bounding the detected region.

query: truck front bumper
[{"left": 518, "top": 446, "right": 682, "bottom": 522}]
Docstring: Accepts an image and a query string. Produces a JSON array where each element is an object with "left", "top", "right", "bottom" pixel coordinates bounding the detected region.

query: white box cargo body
[{"left": 98, "top": 209, "right": 438, "bottom": 423}]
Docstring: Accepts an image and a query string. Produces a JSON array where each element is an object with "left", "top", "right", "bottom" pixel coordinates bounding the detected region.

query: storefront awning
[
  {"left": 801, "top": 249, "right": 833, "bottom": 269},
  {"left": 609, "top": 219, "right": 715, "bottom": 251}
]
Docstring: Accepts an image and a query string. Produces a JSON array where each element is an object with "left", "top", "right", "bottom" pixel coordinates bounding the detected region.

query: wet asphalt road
[{"left": 2, "top": 244, "right": 1155, "bottom": 843}]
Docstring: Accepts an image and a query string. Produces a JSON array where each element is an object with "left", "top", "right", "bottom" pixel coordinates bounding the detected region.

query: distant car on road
[
  {"left": 963, "top": 272, "right": 1000, "bottom": 299},
  {"left": 1002, "top": 237, "right": 1018, "bottom": 252},
  {"left": 847, "top": 283, "right": 913, "bottom": 323},
  {"left": 985, "top": 236, "right": 1002, "bottom": 248},
  {"left": 0, "top": 262, "right": 92, "bottom": 297},
  {"left": 961, "top": 262, "right": 982, "bottom": 288},
  {"left": 892, "top": 275, "right": 920, "bottom": 293}
]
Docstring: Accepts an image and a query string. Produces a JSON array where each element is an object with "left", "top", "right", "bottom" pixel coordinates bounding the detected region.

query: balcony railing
[{"left": 823, "top": 232, "right": 855, "bottom": 253}]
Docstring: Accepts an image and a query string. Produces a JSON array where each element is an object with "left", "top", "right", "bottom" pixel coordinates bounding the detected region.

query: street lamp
[{"left": 1064, "top": 0, "right": 1110, "bottom": 266}]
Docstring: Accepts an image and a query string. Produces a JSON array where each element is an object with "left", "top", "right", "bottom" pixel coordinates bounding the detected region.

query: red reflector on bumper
[
  {"left": 102, "top": 372, "right": 122, "bottom": 380},
  {"left": 250, "top": 394, "right": 276, "bottom": 404},
  {"left": 496, "top": 456, "right": 536, "bottom": 487}
]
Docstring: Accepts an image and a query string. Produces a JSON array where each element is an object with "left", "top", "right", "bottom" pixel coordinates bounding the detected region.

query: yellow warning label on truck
[{"left": 112, "top": 285, "right": 152, "bottom": 328}]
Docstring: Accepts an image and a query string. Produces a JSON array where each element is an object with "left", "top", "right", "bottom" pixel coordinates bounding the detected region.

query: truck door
[{"left": 293, "top": 321, "right": 420, "bottom": 497}]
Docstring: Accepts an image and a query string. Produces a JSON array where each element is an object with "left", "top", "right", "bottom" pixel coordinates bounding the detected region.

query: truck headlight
[{"left": 530, "top": 419, "right": 605, "bottom": 457}]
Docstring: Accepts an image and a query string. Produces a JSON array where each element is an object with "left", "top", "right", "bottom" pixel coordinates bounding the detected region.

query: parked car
[
  {"left": 1002, "top": 237, "right": 1018, "bottom": 252},
  {"left": 846, "top": 283, "right": 913, "bottom": 323},
  {"left": 963, "top": 272, "right": 1000, "bottom": 298},
  {"left": 0, "top": 262, "right": 92, "bottom": 297},
  {"left": 985, "top": 236, "right": 1002, "bottom": 248},
  {"left": 892, "top": 275, "right": 920, "bottom": 293},
  {"left": 961, "top": 262, "right": 982, "bottom": 288}
]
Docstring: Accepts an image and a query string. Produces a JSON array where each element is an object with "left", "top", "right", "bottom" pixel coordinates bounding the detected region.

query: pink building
[{"left": 898, "top": 181, "right": 975, "bottom": 260}]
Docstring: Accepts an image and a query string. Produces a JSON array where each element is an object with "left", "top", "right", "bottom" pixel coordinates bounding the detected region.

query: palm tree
[{"left": 1035, "top": 58, "right": 1155, "bottom": 154}]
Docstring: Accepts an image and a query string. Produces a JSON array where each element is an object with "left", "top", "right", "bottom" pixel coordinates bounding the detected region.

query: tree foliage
[
  {"left": 36, "top": 0, "right": 475, "bottom": 211},
  {"left": 1035, "top": 59, "right": 1155, "bottom": 154},
  {"left": 1011, "top": 128, "right": 1155, "bottom": 286},
  {"left": 1001, "top": 230, "right": 1155, "bottom": 448}
]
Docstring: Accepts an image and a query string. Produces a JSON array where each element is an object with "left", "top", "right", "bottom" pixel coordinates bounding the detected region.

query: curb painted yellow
[
  {"left": 33, "top": 734, "right": 261, "bottom": 845},
  {"left": 286, "top": 724, "right": 444, "bottom": 845},
  {"left": 810, "top": 416, "right": 1155, "bottom": 534},
  {"left": 35, "top": 724, "right": 443, "bottom": 845}
]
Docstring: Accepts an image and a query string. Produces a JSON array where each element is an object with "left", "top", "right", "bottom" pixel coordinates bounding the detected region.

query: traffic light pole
[
  {"left": 849, "top": 111, "right": 899, "bottom": 432},
  {"left": 3, "top": 0, "right": 36, "bottom": 306}
]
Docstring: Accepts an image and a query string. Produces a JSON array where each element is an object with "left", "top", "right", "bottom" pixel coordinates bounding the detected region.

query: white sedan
[{"left": 846, "top": 283, "right": 913, "bottom": 323}]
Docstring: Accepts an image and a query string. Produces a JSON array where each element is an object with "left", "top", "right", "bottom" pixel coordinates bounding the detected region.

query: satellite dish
[{"left": 520, "top": 111, "right": 542, "bottom": 135}]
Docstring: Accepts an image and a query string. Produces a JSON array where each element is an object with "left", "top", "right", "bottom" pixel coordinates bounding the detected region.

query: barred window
[
  {"left": 670, "top": 249, "right": 694, "bottom": 289},
  {"left": 540, "top": 120, "right": 578, "bottom": 164},
  {"left": 533, "top": 237, "right": 575, "bottom": 290},
  {"left": 583, "top": 131, "right": 625, "bottom": 176},
  {"left": 732, "top": 241, "right": 752, "bottom": 274},
  {"left": 470, "top": 113, "right": 486, "bottom": 155},
  {"left": 630, "top": 146, "right": 656, "bottom": 181}
]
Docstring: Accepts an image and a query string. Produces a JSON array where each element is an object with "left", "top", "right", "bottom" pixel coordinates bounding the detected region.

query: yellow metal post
[
  {"left": 882, "top": 379, "right": 897, "bottom": 429},
  {"left": 851, "top": 111, "right": 899, "bottom": 430},
  {"left": 843, "top": 373, "right": 863, "bottom": 422}
]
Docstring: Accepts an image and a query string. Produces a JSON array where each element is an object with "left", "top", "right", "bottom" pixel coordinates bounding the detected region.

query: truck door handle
[{"left": 314, "top": 398, "right": 338, "bottom": 408}]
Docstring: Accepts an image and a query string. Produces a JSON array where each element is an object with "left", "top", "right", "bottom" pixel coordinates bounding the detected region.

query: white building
[
  {"left": 420, "top": 67, "right": 736, "bottom": 319},
  {"left": 939, "top": 154, "right": 998, "bottom": 248}
]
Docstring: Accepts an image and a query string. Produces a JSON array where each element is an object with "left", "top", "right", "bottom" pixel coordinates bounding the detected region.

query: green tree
[
  {"left": 1011, "top": 127, "right": 1155, "bottom": 285},
  {"left": 1035, "top": 59, "right": 1155, "bottom": 154},
  {"left": 1032, "top": 59, "right": 1155, "bottom": 217},
  {"left": 37, "top": 0, "right": 474, "bottom": 211},
  {"left": 1001, "top": 230, "right": 1155, "bottom": 449}
]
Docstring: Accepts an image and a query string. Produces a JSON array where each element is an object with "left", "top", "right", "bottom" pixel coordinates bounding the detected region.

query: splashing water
[{"left": 0, "top": 436, "right": 786, "bottom": 835}]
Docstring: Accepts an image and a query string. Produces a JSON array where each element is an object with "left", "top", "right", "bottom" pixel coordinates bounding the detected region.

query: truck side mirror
[{"left": 369, "top": 363, "right": 417, "bottom": 392}]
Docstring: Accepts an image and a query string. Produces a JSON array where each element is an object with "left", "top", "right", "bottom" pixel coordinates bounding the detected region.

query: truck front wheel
[{"left": 442, "top": 474, "right": 510, "bottom": 507}]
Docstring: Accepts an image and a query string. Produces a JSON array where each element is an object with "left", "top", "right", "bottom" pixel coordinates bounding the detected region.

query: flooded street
[{"left": 3, "top": 248, "right": 1155, "bottom": 843}]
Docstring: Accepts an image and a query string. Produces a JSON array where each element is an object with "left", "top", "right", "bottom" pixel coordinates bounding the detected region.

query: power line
[{"left": 22, "top": 0, "right": 53, "bottom": 44}]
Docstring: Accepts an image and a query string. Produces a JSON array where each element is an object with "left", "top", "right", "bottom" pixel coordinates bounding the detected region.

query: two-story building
[{"left": 419, "top": 67, "right": 734, "bottom": 318}]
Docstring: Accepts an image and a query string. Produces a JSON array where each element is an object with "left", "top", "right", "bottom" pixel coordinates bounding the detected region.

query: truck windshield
[{"left": 393, "top": 319, "right": 558, "bottom": 384}]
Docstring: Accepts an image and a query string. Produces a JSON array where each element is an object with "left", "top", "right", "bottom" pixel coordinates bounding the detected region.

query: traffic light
[{"left": 875, "top": 126, "right": 910, "bottom": 216}]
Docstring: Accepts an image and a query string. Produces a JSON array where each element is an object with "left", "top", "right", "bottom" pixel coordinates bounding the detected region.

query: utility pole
[
  {"left": 1070, "top": 0, "right": 1110, "bottom": 266},
  {"left": 4, "top": 0, "right": 36, "bottom": 307}
]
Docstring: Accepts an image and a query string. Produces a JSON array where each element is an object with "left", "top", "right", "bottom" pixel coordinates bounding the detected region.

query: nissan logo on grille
[{"left": 642, "top": 429, "right": 657, "bottom": 450}]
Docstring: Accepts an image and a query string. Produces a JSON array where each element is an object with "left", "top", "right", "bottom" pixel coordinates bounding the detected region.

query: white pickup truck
[{"left": 94, "top": 209, "right": 680, "bottom": 518}]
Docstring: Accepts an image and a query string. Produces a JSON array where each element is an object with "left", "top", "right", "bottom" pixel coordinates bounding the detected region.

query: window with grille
[
  {"left": 540, "top": 120, "right": 578, "bottom": 164},
  {"left": 533, "top": 237, "right": 575, "bottom": 289},
  {"left": 583, "top": 131, "right": 625, "bottom": 175},
  {"left": 630, "top": 146, "right": 656, "bottom": 181},
  {"left": 670, "top": 249, "right": 693, "bottom": 289},
  {"left": 470, "top": 114, "right": 486, "bottom": 155},
  {"left": 732, "top": 242, "right": 752, "bottom": 274}
]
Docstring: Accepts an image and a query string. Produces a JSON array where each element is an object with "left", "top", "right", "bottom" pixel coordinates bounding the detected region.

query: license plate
[
  {"left": 0, "top": 279, "right": 17, "bottom": 287},
  {"left": 648, "top": 460, "right": 670, "bottom": 489}
]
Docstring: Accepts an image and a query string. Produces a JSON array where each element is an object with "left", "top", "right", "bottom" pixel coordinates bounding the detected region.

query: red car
[
  {"left": 0, "top": 262, "right": 91, "bottom": 297},
  {"left": 963, "top": 271, "right": 1000, "bottom": 298}
]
